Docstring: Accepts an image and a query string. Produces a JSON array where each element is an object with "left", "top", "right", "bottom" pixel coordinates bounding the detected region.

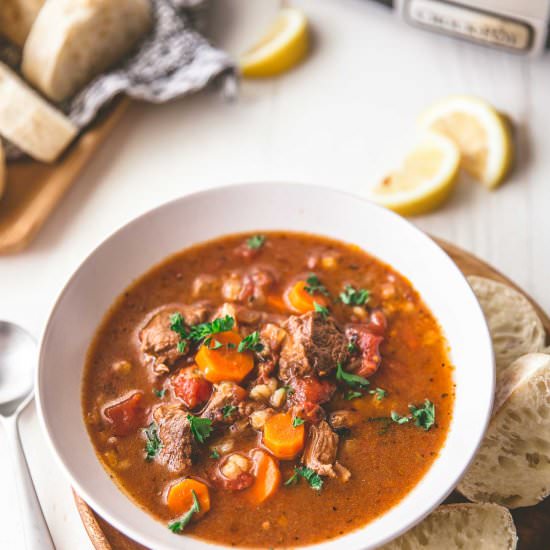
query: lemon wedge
[
  {"left": 240, "top": 8, "right": 309, "bottom": 78},
  {"left": 418, "top": 96, "right": 513, "bottom": 189},
  {"left": 369, "top": 132, "right": 460, "bottom": 216}
]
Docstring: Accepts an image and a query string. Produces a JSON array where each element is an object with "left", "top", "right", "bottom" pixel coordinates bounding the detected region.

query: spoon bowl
[{"left": 0, "top": 321, "right": 35, "bottom": 416}]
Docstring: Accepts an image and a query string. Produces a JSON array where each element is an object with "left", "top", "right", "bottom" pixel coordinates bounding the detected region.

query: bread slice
[
  {"left": 467, "top": 276, "right": 545, "bottom": 385},
  {"left": 0, "top": 141, "right": 5, "bottom": 199},
  {"left": 458, "top": 353, "right": 550, "bottom": 508},
  {"left": 0, "top": 0, "right": 44, "bottom": 46},
  {"left": 0, "top": 62, "right": 77, "bottom": 162},
  {"left": 22, "top": 0, "right": 152, "bottom": 101},
  {"left": 382, "top": 503, "right": 517, "bottom": 549}
]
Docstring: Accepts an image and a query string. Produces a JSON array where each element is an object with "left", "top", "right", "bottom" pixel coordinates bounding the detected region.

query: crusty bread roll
[
  {"left": 22, "top": 0, "right": 152, "bottom": 102},
  {"left": 0, "top": 0, "right": 44, "bottom": 46},
  {"left": 0, "top": 62, "right": 77, "bottom": 162},
  {"left": 458, "top": 353, "right": 550, "bottom": 508},
  {"left": 467, "top": 275, "right": 545, "bottom": 386},
  {"left": 382, "top": 503, "right": 517, "bottom": 550},
  {"left": 0, "top": 141, "right": 5, "bottom": 199}
]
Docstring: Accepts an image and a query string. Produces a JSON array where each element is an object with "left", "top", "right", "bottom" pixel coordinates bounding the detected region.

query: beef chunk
[
  {"left": 200, "top": 382, "right": 247, "bottom": 425},
  {"left": 139, "top": 303, "right": 211, "bottom": 372},
  {"left": 153, "top": 404, "right": 193, "bottom": 474},
  {"left": 302, "top": 420, "right": 339, "bottom": 478},
  {"left": 279, "top": 312, "right": 348, "bottom": 382},
  {"left": 328, "top": 410, "right": 360, "bottom": 431}
]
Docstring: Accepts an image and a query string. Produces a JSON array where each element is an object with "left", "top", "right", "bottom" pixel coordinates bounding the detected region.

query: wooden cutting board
[
  {"left": 0, "top": 99, "right": 128, "bottom": 254},
  {"left": 73, "top": 238, "right": 550, "bottom": 549}
]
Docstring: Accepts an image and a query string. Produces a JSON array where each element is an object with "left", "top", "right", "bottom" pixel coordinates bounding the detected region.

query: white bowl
[{"left": 37, "top": 183, "right": 494, "bottom": 550}]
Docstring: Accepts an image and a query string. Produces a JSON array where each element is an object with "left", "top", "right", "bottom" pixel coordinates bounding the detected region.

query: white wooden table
[{"left": 1, "top": 0, "right": 548, "bottom": 548}]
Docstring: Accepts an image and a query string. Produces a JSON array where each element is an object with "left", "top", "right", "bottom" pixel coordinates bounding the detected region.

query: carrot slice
[
  {"left": 167, "top": 478, "right": 210, "bottom": 517},
  {"left": 245, "top": 449, "right": 281, "bottom": 505},
  {"left": 195, "top": 331, "right": 254, "bottom": 383},
  {"left": 266, "top": 293, "right": 288, "bottom": 312},
  {"left": 263, "top": 412, "right": 305, "bottom": 459},
  {"left": 287, "top": 281, "right": 328, "bottom": 313}
]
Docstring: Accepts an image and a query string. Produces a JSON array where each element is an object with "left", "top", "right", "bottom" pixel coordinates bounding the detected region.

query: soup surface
[{"left": 82, "top": 232, "right": 454, "bottom": 548}]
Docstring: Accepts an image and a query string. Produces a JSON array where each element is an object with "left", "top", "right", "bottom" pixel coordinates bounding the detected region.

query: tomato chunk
[
  {"left": 288, "top": 377, "right": 335, "bottom": 424},
  {"left": 171, "top": 366, "right": 212, "bottom": 409},
  {"left": 104, "top": 392, "right": 145, "bottom": 436}
]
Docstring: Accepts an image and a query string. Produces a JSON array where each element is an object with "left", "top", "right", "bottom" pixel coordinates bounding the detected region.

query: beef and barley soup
[{"left": 82, "top": 232, "right": 454, "bottom": 547}]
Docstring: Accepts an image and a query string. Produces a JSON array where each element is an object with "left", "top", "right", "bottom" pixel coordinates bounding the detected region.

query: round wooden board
[{"left": 74, "top": 238, "right": 550, "bottom": 550}]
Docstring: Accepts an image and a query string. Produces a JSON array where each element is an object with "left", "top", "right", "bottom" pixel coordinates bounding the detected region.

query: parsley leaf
[
  {"left": 188, "top": 316, "right": 235, "bottom": 343},
  {"left": 390, "top": 411, "right": 410, "bottom": 425},
  {"left": 207, "top": 339, "right": 223, "bottom": 350},
  {"left": 238, "top": 331, "right": 264, "bottom": 353},
  {"left": 284, "top": 466, "right": 323, "bottom": 491},
  {"left": 347, "top": 340, "right": 357, "bottom": 353},
  {"left": 292, "top": 417, "right": 305, "bottom": 427},
  {"left": 339, "top": 284, "right": 370, "bottom": 306},
  {"left": 144, "top": 422, "right": 162, "bottom": 461},
  {"left": 313, "top": 302, "right": 329, "bottom": 318},
  {"left": 167, "top": 489, "right": 200, "bottom": 533},
  {"left": 370, "top": 387, "right": 387, "bottom": 401},
  {"left": 187, "top": 414, "right": 213, "bottom": 443},
  {"left": 153, "top": 388, "right": 166, "bottom": 398},
  {"left": 304, "top": 274, "right": 329, "bottom": 296},
  {"left": 336, "top": 363, "right": 370, "bottom": 389},
  {"left": 222, "top": 405, "right": 237, "bottom": 418},
  {"left": 210, "top": 450, "right": 220, "bottom": 459},
  {"left": 410, "top": 399, "right": 436, "bottom": 431},
  {"left": 247, "top": 234, "right": 266, "bottom": 250},
  {"left": 170, "top": 312, "right": 187, "bottom": 337},
  {"left": 177, "top": 341, "right": 187, "bottom": 353},
  {"left": 345, "top": 390, "right": 363, "bottom": 401}
]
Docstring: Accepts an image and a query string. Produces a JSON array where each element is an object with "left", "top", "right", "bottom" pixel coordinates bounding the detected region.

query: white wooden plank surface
[{"left": 0, "top": 1, "right": 548, "bottom": 548}]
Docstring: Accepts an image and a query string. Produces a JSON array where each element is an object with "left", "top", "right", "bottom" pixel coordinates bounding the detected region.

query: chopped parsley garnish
[
  {"left": 187, "top": 414, "right": 213, "bottom": 443},
  {"left": 222, "top": 405, "right": 237, "bottom": 418},
  {"left": 284, "top": 466, "right": 324, "bottom": 491},
  {"left": 390, "top": 400, "right": 435, "bottom": 431},
  {"left": 283, "top": 385, "right": 295, "bottom": 396},
  {"left": 370, "top": 387, "right": 387, "bottom": 401},
  {"left": 238, "top": 331, "right": 264, "bottom": 353},
  {"left": 390, "top": 411, "right": 410, "bottom": 425},
  {"left": 339, "top": 284, "right": 370, "bottom": 306},
  {"left": 210, "top": 450, "right": 220, "bottom": 459},
  {"left": 313, "top": 302, "right": 329, "bottom": 318},
  {"left": 304, "top": 274, "right": 330, "bottom": 296},
  {"left": 336, "top": 363, "right": 370, "bottom": 389},
  {"left": 170, "top": 314, "right": 235, "bottom": 351},
  {"left": 247, "top": 234, "right": 266, "bottom": 250},
  {"left": 292, "top": 417, "right": 305, "bottom": 427},
  {"left": 347, "top": 341, "right": 357, "bottom": 353},
  {"left": 410, "top": 399, "right": 436, "bottom": 431},
  {"left": 345, "top": 390, "right": 363, "bottom": 401},
  {"left": 144, "top": 422, "right": 162, "bottom": 461},
  {"left": 227, "top": 342, "right": 236, "bottom": 350},
  {"left": 167, "top": 489, "right": 200, "bottom": 533},
  {"left": 153, "top": 388, "right": 166, "bottom": 398}
]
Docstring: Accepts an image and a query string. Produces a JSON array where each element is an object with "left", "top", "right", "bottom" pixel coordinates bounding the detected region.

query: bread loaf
[
  {"left": 22, "top": 0, "right": 152, "bottom": 101},
  {"left": 458, "top": 353, "right": 550, "bottom": 508},
  {"left": 0, "top": 0, "right": 44, "bottom": 46},
  {"left": 382, "top": 503, "right": 517, "bottom": 550},
  {"left": 0, "top": 62, "right": 77, "bottom": 162}
]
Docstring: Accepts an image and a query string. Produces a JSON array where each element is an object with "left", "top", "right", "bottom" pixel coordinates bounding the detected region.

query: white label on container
[{"left": 405, "top": 0, "right": 532, "bottom": 51}]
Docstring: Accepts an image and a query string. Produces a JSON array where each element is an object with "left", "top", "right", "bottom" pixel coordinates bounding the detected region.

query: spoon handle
[{"left": 3, "top": 415, "right": 55, "bottom": 550}]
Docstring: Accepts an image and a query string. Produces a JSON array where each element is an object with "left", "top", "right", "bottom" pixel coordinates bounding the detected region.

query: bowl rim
[{"left": 36, "top": 182, "right": 495, "bottom": 550}]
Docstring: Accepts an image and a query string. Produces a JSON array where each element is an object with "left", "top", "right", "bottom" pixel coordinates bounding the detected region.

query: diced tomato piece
[
  {"left": 347, "top": 325, "right": 384, "bottom": 378},
  {"left": 104, "top": 392, "right": 145, "bottom": 436},
  {"left": 171, "top": 367, "right": 212, "bottom": 409},
  {"left": 290, "top": 377, "right": 335, "bottom": 406}
]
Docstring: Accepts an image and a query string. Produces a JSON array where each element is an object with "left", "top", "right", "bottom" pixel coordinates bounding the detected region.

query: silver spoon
[{"left": 0, "top": 321, "right": 55, "bottom": 550}]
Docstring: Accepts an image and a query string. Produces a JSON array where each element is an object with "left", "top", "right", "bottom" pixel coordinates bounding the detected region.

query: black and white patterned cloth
[{"left": 2, "top": 0, "right": 236, "bottom": 159}]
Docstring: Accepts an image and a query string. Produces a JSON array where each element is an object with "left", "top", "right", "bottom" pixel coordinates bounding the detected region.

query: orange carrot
[
  {"left": 263, "top": 412, "right": 305, "bottom": 459},
  {"left": 245, "top": 449, "right": 281, "bottom": 505},
  {"left": 167, "top": 478, "right": 210, "bottom": 516},
  {"left": 287, "top": 281, "right": 328, "bottom": 313},
  {"left": 266, "top": 294, "right": 288, "bottom": 312},
  {"left": 195, "top": 331, "right": 254, "bottom": 383}
]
